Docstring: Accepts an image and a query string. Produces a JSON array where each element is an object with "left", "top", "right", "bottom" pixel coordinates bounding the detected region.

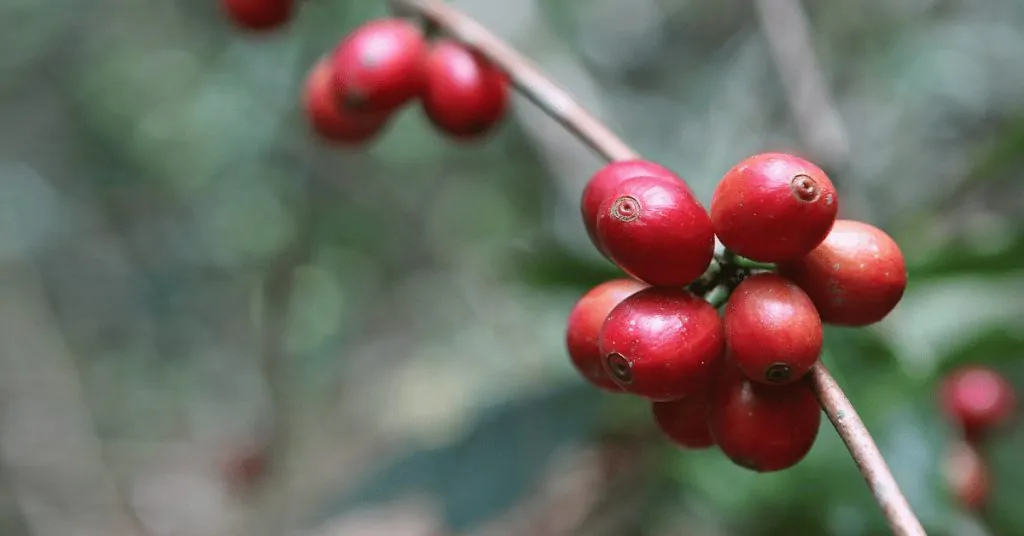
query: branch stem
[
  {"left": 391, "top": 0, "right": 637, "bottom": 162},
  {"left": 387, "top": 1, "right": 926, "bottom": 535}
]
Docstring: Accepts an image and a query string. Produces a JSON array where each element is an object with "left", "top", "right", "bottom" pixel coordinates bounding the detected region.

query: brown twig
[
  {"left": 809, "top": 364, "right": 926, "bottom": 536},
  {"left": 387, "top": 1, "right": 927, "bottom": 535}
]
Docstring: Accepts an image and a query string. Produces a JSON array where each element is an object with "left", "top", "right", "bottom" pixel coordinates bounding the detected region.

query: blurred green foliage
[{"left": 1, "top": 0, "right": 1022, "bottom": 535}]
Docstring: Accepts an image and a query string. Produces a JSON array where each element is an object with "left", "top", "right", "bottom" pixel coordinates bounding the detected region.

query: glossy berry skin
[
  {"left": 421, "top": 40, "right": 509, "bottom": 140},
  {"left": 778, "top": 220, "right": 907, "bottom": 326},
  {"left": 595, "top": 176, "right": 715, "bottom": 287},
  {"left": 330, "top": 19, "right": 427, "bottom": 112},
  {"left": 944, "top": 440, "right": 989, "bottom": 511},
  {"left": 940, "top": 366, "right": 1016, "bottom": 440},
  {"left": 652, "top": 395, "right": 715, "bottom": 449},
  {"left": 599, "top": 287, "right": 724, "bottom": 401},
  {"left": 707, "top": 362, "right": 821, "bottom": 472},
  {"left": 581, "top": 160, "right": 680, "bottom": 254},
  {"left": 724, "top": 273, "right": 822, "bottom": 385},
  {"left": 303, "top": 59, "right": 390, "bottom": 144},
  {"left": 711, "top": 152, "right": 838, "bottom": 262},
  {"left": 565, "top": 278, "right": 649, "bottom": 392},
  {"left": 221, "top": 0, "right": 294, "bottom": 31}
]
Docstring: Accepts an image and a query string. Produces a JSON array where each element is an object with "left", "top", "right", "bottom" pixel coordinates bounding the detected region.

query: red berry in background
[
  {"left": 580, "top": 160, "right": 680, "bottom": 254},
  {"left": 711, "top": 152, "right": 839, "bottom": 262},
  {"left": 303, "top": 59, "right": 391, "bottom": 144},
  {"left": 724, "top": 273, "right": 822, "bottom": 385},
  {"left": 778, "top": 219, "right": 907, "bottom": 326},
  {"left": 421, "top": 40, "right": 509, "bottom": 140},
  {"left": 330, "top": 18, "right": 427, "bottom": 112},
  {"left": 707, "top": 362, "right": 821, "bottom": 472},
  {"left": 565, "top": 278, "right": 649, "bottom": 392},
  {"left": 599, "top": 287, "right": 724, "bottom": 401},
  {"left": 943, "top": 440, "right": 989, "bottom": 511},
  {"left": 219, "top": 442, "right": 270, "bottom": 493},
  {"left": 595, "top": 176, "right": 715, "bottom": 287},
  {"left": 940, "top": 366, "right": 1016, "bottom": 440},
  {"left": 652, "top": 395, "right": 715, "bottom": 449},
  {"left": 221, "top": 0, "right": 294, "bottom": 31}
]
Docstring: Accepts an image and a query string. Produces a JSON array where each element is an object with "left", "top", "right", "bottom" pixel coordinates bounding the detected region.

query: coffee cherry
[
  {"left": 580, "top": 160, "right": 679, "bottom": 254},
  {"left": 943, "top": 440, "right": 989, "bottom": 511},
  {"left": 421, "top": 40, "right": 509, "bottom": 140},
  {"left": 724, "top": 273, "right": 822, "bottom": 385},
  {"left": 565, "top": 278, "right": 649, "bottom": 392},
  {"left": 303, "top": 59, "right": 391, "bottom": 144},
  {"left": 711, "top": 152, "right": 838, "bottom": 262},
  {"left": 595, "top": 176, "right": 715, "bottom": 287},
  {"left": 331, "top": 18, "right": 427, "bottom": 112},
  {"left": 599, "top": 287, "right": 724, "bottom": 401},
  {"left": 778, "top": 219, "right": 906, "bottom": 326},
  {"left": 940, "top": 366, "right": 1016, "bottom": 440},
  {"left": 221, "top": 0, "right": 294, "bottom": 31},
  {"left": 707, "top": 362, "right": 821, "bottom": 472},
  {"left": 652, "top": 395, "right": 715, "bottom": 449}
]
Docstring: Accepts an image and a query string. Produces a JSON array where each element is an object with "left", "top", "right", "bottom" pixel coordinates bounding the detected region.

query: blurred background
[{"left": 1, "top": 0, "right": 1023, "bottom": 534}]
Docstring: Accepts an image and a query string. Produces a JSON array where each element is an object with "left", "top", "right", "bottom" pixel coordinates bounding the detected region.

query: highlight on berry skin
[
  {"left": 580, "top": 160, "right": 681, "bottom": 254},
  {"left": 330, "top": 18, "right": 428, "bottom": 113},
  {"left": 595, "top": 175, "right": 715, "bottom": 287},
  {"left": 598, "top": 287, "right": 724, "bottom": 401},
  {"left": 421, "top": 39, "right": 510, "bottom": 140},
  {"left": 711, "top": 152, "right": 839, "bottom": 263}
]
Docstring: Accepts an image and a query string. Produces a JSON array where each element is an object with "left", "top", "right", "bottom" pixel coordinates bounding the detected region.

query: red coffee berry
[
  {"left": 724, "top": 273, "right": 822, "bottom": 385},
  {"left": 303, "top": 59, "right": 391, "bottom": 144},
  {"left": 711, "top": 152, "right": 838, "bottom": 262},
  {"left": 707, "top": 362, "right": 821, "bottom": 472},
  {"left": 330, "top": 18, "right": 427, "bottom": 112},
  {"left": 599, "top": 287, "right": 724, "bottom": 401},
  {"left": 652, "top": 395, "right": 715, "bottom": 449},
  {"left": 565, "top": 278, "right": 649, "bottom": 392},
  {"left": 580, "top": 160, "right": 680, "bottom": 254},
  {"left": 943, "top": 440, "right": 989, "bottom": 511},
  {"left": 221, "top": 0, "right": 294, "bottom": 31},
  {"left": 421, "top": 40, "right": 509, "bottom": 140},
  {"left": 595, "top": 176, "right": 715, "bottom": 287},
  {"left": 940, "top": 366, "right": 1016, "bottom": 440},
  {"left": 778, "top": 219, "right": 907, "bottom": 326}
]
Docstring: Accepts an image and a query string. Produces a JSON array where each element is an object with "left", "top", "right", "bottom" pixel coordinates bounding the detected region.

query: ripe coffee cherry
[
  {"left": 331, "top": 18, "right": 427, "bottom": 112},
  {"left": 599, "top": 287, "right": 724, "bottom": 401},
  {"left": 421, "top": 40, "right": 509, "bottom": 139},
  {"left": 580, "top": 160, "right": 679, "bottom": 254},
  {"left": 940, "top": 366, "right": 1016, "bottom": 439},
  {"left": 707, "top": 363, "right": 821, "bottom": 472},
  {"left": 595, "top": 176, "right": 715, "bottom": 287},
  {"left": 711, "top": 152, "right": 838, "bottom": 262},
  {"left": 943, "top": 440, "right": 989, "bottom": 511},
  {"left": 303, "top": 59, "right": 390, "bottom": 144},
  {"left": 221, "top": 0, "right": 294, "bottom": 31},
  {"left": 565, "top": 278, "right": 649, "bottom": 392},
  {"left": 724, "top": 273, "right": 822, "bottom": 385},
  {"left": 778, "top": 220, "right": 907, "bottom": 326},
  {"left": 652, "top": 395, "right": 715, "bottom": 449}
]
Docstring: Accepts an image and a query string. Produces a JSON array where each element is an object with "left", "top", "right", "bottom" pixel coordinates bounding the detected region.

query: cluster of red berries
[
  {"left": 566, "top": 152, "right": 909, "bottom": 472},
  {"left": 938, "top": 366, "right": 1017, "bottom": 511},
  {"left": 220, "top": 5, "right": 510, "bottom": 143}
]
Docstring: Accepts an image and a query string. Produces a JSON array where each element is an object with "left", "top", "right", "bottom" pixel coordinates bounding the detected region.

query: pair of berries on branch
[
  {"left": 220, "top": 5, "right": 510, "bottom": 143},
  {"left": 939, "top": 366, "right": 1017, "bottom": 512},
  {"left": 566, "top": 152, "right": 909, "bottom": 472}
]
